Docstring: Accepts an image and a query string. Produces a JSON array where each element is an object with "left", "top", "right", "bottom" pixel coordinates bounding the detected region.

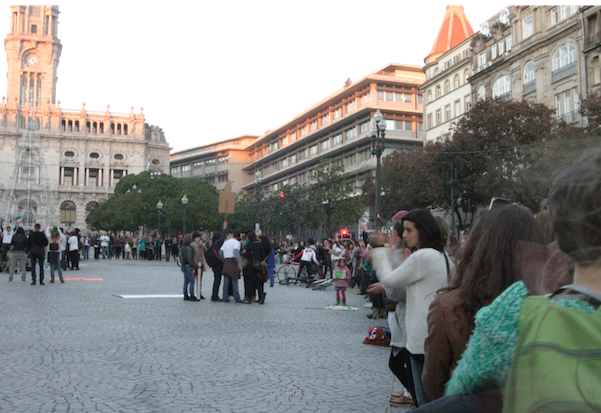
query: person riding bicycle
[{"left": 293, "top": 238, "right": 319, "bottom": 278}]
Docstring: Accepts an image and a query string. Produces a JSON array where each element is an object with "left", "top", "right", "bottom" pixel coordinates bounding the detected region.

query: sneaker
[{"left": 389, "top": 395, "right": 415, "bottom": 407}]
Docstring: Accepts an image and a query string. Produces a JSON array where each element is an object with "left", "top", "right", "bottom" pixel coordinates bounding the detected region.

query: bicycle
[{"left": 278, "top": 261, "right": 315, "bottom": 286}]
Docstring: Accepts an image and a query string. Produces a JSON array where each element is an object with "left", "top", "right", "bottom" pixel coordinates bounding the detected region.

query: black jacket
[{"left": 11, "top": 233, "right": 28, "bottom": 252}]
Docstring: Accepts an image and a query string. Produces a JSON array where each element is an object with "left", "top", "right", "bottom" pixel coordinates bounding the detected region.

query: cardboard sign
[
  {"left": 218, "top": 180, "right": 236, "bottom": 214},
  {"left": 334, "top": 270, "right": 345, "bottom": 279}
]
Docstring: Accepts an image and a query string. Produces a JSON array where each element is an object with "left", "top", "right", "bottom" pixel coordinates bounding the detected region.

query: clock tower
[{"left": 4, "top": 5, "right": 61, "bottom": 110}]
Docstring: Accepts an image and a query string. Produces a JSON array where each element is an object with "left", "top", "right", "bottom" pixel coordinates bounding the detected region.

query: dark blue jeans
[
  {"left": 30, "top": 253, "right": 44, "bottom": 283},
  {"left": 182, "top": 265, "right": 195, "bottom": 297}
]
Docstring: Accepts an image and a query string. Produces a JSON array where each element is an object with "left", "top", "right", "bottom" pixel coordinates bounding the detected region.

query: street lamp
[
  {"left": 370, "top": 109, "right": 387, "bottom": 231},
  {"left": 157, "top": 200, "right": 163, "bottom": 238},
  {"left": 181, "top": 194, "right": 188, "bottom": 236},
  {"left": 255, "top": 171, "right": 262, "bottom": 228}
]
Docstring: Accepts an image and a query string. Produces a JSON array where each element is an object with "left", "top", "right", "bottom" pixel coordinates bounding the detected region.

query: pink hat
[{"left": 392, "top": 210, "right": 409, "bottom": 222}]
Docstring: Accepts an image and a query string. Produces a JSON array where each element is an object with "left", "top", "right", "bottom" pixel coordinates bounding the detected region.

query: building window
[
  {"left": 553, "top": 44, "right": 576, "bottom": 71},
  {"left": 206, "top": 158, "right": 216, "bottom": 165},
  {"left": 435, "top": 85, "right": 441, "bottom": 98},
  {"left": 454, "top": 100, "right": 461, "bottom": 117},
  {"left": 454, "top": 75, "right": 460, "bottom": 89},
  {"left": 218, "top": 155, "right": 229, "bottom": 164},
  {"left": 321, "top": 140, "right": 329, "bottom": 151},
  {"left": 281, "top": 136, "right": 289, "bottom": 146},
  {"left": 561, "top": 5, "right": 568, "bottom": 20},
  {"left": 418, "top": 94, "right": 423, "bottom": 105},
  {"left": 322, "top": 114, "right": 329, "bottom": 126},
  {"left": 291, "top": 131, "right": 297, "bottom": 141},
  {"left": 282, "top": 158, "right": 288, "bottom": 168},
  {"left": 301, "top": 126, "right": 307, "bottom": 136},
  {"left": 310, "top": 145, "right": 318, "bottom": 155},
  {"left": 435, "top": 109, "right": 442, "bottom": 125},
  {"left": 477, "top": 85, "right": 486, "bottom": 101},
  {"left": 310, "top": 120, "right": 318, "bottom": 131},
  {"left": 113, "top": 170, "right": 124, "bottom": 186},
  {"left": 290, "top": 154, "right": 297, "bottom": 164},
  {"left": 333, "top": 133, "right": 343, "bottom": 145},
  {"left": 506, "top": 34, "right": 513, "bottom": 51},
  {"left": 346, "top": 127, "right": 357, "bottom": 140},
  {"left": 524, "top": 61, "right": 536, "bottom": 84},
  {"left": 478, "top": 52, "right": 487, "bottom": 68},
  {"left": 592, "top": 56, "right": 601, "bottom": 85},
  {"left": 500, "top": 9, "right": 510, "bottom": 24},
  {"left": 89, "top": 152, "right": 100, "bottom": 159},
  {"left": 272, "top": 162, "right": 279, "bottom": 172},
  {"left": 551, "top": 7, "right": 558, "bottom": 25},
  {"left": 493, "top": 76, "right": 512, "bottom": 99},
  {"left": 482, "top": 23, "right": 490, "bottom": 36},
  {"left": 394, "top": 120, "right": 413, "bottom": 131},
  {"left": 444, "top": 80, "right": 450, "bottom": 94},
  {"left": 346, "top": 154, "right": 356, "bottom": 166},
  {"left": 427, "top": 90, "right": 432, "bottom": 103},
  {"left": 555, "top": 88, "right": 579, "bottom": 120},
  {"left": 218, "top": 174, "right": 229, "bottom": 183},
  {"left": 523, "top": 16, "right": 533, "bottom": 39},
  {"left": 347, "top": 101, "right": 355, "bottom": 112},
  {"left": 465, "top": 94, "right": 472, "bottom": 112},
  {"left": 181, "top": 164, "right": 191, "bottom": 172},
  {"left": 360, "top": 121, "right": 370, "bottom": 134},
  {"left": 427, "top": 113, "right": 433, "bottom": 129},
  {"left": 170, "top": 167, "right": 180, "bottom": 174},
  {"left": 333, "top": 108, "right": 342, "bottom": 119},
  {"left": 64, "top": 151, "right": 75, "bottom": 158},
  {"left": 60, "top": 201, "right": 76, "bottom": 224},
  {"left": 445, "top": 105, "right": 451, "bottom": 121},
  {"left": 88, "top": 168, "right": 99, "bottom": 186},
  {"left": 193, "top": 161, "right": 203, "bottom": 168}
]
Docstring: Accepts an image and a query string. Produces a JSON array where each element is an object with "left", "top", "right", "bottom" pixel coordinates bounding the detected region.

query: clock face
[{"left": 25, "top": 52, "right": 40, "bottom": 68}]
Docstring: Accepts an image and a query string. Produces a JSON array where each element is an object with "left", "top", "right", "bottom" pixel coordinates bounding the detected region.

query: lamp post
[
  {"left": 255, "top": 171, "right": 262, "bottom": 229},
  {"left": 370, "top": 109, "right": 387, "bottom": 231},
  {"left": 181, "top": 194, "right": 188, "bottom": 236},
  {"left": 157, "top": 200, "right": 163, "bottom": 238},
  {"left": 447, "top": 161, "right": 458, "bottom": 239}
]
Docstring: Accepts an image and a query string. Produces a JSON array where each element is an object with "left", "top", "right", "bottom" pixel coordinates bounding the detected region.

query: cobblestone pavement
[{"left": 1, "top": 259, "right": 411, "bottom": 413}]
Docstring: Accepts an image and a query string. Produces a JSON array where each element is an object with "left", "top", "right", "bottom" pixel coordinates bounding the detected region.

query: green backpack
[{"left": 503, "top": 285, "right": 601, "bottom": 413}]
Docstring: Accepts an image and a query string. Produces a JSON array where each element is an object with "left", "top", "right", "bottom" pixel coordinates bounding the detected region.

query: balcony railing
[{"left": 552, "top": 62, "right": 577, "bottom": 83}]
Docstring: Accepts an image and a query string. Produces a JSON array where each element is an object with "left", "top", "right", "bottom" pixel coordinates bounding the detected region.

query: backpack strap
[{"left": 553, "top": 284, "right": 601, "bottom": 309}]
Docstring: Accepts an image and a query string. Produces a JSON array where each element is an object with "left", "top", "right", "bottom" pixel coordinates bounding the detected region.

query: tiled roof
[{"left": 425, "top": 6, "right": 474, "bottom": 64}]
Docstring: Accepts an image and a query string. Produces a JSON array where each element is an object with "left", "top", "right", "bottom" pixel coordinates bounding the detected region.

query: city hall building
[{"left": 0, "top": 5, "right": 170, "bottom": 230}]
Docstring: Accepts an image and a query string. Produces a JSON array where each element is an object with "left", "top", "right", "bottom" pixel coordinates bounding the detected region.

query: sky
[{"left": 0, "top": 2, "right": 518, "bottom": 152}]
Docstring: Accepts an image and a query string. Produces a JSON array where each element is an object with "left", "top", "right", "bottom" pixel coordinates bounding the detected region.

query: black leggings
[{"left": 389, "top": 347, "right": 417, "bottom": 402}]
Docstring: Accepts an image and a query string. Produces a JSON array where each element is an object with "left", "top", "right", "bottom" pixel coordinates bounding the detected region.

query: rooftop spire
[{"left": 425, "top": 6, "right": 474, "bottom": 65}]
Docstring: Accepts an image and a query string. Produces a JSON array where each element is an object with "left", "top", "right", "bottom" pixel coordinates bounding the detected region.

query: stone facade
[
  {"left": 0, "top": 5, "right": 170, "bottom": 231},
  {"left": 468, "top": 6, "right": 586, "bottom": 125}
]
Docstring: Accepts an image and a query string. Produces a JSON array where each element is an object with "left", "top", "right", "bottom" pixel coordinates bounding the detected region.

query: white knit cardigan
[{"left": 371, "top": 247, "right": 451, "bottom": 354}]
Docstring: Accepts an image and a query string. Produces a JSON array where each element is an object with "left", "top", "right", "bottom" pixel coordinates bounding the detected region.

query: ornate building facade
[{"left": 0, "top": 5, "right": 170, "bottom": 230}]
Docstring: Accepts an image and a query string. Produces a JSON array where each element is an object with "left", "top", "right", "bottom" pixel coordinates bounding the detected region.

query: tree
[
  {"left": 306, "top": 160, "right": 365, "bottom": 237},
  {"left": 86, "top": 172, "right": 220, "bottom": 234}
]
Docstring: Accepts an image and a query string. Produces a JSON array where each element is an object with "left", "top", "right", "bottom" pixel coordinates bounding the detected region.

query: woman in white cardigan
[{"left": 370, "top": 209, "right": 452, "bottom": 408}]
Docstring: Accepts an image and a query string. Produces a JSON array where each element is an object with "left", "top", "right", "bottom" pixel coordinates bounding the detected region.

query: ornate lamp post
[
  {"left": 181, "top": 194, "right": 188, "bottom": 236},
  {"left": 370, "top": 109, "right": 387, "bottom": 231},
  {"left": 157, "top": 200, "right": 163, "bottom": 238}
]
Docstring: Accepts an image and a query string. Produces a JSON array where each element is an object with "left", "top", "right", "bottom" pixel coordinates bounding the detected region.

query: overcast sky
[{"left": 0, "top": 2, "right": 529, "bottom": 152}]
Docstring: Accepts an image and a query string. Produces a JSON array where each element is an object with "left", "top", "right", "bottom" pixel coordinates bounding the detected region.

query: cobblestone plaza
[{"left": 1, "top": 259, "right": 409, "bottom": 412}]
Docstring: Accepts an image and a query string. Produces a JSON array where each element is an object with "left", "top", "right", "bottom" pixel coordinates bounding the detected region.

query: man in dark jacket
[
  {"left": 28, "top": 223, "right": 48, "bottom": 285},
  {"left": 209, "top": 220, "right": 228, "bottom": 302},
  {"left": 181, "top": 234, "right": 198, "bottom": 301}
]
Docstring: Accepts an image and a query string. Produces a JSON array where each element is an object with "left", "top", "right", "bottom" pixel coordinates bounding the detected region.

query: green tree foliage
[
  {"left": 579, "top": 92, "right": 601, "bottom": 134},
  {"left": 86, "top": 171, "right": 219, "bottom": 234},
  {"left": 367, "top": 98, "right": 593, "bottom": 225}
]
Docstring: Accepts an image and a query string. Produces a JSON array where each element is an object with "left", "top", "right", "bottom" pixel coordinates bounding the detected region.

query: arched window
[
  {"left": 482, "top": 23, "right": 490, "bottom": 36},
  {"left": 74, "top": 121, "right": 79, "bottom": 132},
  {"left": 454, "top": 74, "right": 460, "bottom": 89},
  {"left": 477, "top": 85, "right": 486, "bottom": 100},
  {"left": 60, "top": 201, "right": 76, "bottom": 224},
  {"left": 464, "top": 69, "right": 470, "bottom": 84},
  {"left": 67, "top": 120, "right": 72, "bottom": 132},
  {"left": 500, "top": 10, "right": 510, "bottom": 24},
  {"left": 427, "top": 90, "right": 432, "bottom": 103},
  {"left": 93, "top": 122, "right": 98, "bottom": 133},
  {"left": 99, "top": 122, "right": 104, "bottom": 134},
  {"left": 493, "top": 76, "right": 512, "bottom": 98},
  {"left": 435, "top": 85, "right": 441, "bottom": 98},
  {"left": 524, "top": 62, "right": 536, "bottom": 84},
  {"left": 123, "top": 124, "right": 128, "bottom": 135},
  {"left": 553, "top": 44, "right": 576, "bottom": 71},
  {"left": 444, "top": 80, "right": 451, "bottom": 94}
]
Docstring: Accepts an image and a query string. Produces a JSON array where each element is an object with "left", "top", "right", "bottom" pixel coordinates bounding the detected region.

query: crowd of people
[{"left": 354, "top": 149, "right": 601, "bottom": 412}]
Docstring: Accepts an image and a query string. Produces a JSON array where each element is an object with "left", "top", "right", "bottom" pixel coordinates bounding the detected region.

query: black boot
[
  {"left": 183, "top": 294, "right": 190, "bottom": 301},
  {"left": 259, "top": 292, "right": 266, "bottom": 305}
]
